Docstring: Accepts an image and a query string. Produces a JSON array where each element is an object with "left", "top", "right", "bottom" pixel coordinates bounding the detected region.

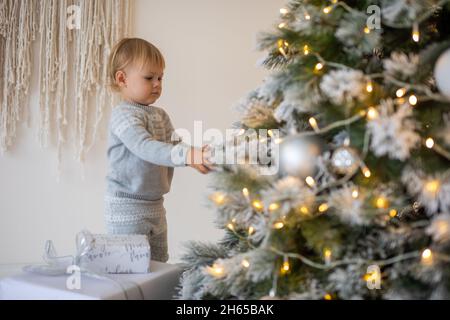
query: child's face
[{"left": 118, "top": 62, "right": 164, "bottom": 105}]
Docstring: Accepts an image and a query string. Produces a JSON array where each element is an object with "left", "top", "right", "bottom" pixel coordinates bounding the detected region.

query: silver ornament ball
[
  {"left": 331, "top": 146, "right": 360, "bottom": 176},
  {"left": 278, "top": 135, "right": 326, "bottom": 177},
  {"left": 434, "top": 48, "right": 450, "bottom": 98}
]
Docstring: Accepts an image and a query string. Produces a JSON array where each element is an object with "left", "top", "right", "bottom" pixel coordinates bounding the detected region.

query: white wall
[{"left": 0, "top": 0, "right": 284, "bottom": 265}]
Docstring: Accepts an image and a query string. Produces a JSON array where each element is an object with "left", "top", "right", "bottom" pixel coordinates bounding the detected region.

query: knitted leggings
[{"left": 104, "top": 196, "right": 168, "bottom": 262}]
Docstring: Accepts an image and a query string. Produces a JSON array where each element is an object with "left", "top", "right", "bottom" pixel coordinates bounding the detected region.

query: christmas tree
[{"left": 179, "top": 0, "right": 450, "bottom": 300}]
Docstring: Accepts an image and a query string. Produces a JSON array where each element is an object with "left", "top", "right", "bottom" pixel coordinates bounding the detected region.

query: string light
[
  {"left": 252, "top": 200, "right": 264, "bottom": 211},
  {"left": 267, "top": 129, "right": 274, "bottom": 137},
  {"left": 366, "top": 81, "right": 373, "bottom": 93},
  {"left": 210, "top": 192, "right": 226, "bottom": 205},
  {"left": 323, "top": 248, "right": 332, "bottom": 264},
  {"left": 425, "top": 179, "right": 440, "bottom": 195},
  {"left": 323, "top": 6, "right": 332, "bottom": 14},
  {"left": 389, "top": 209, "right": 398, "bottom": 218},
  {"left": 305, "top": 176, "right": 316, "bottom": 187},
  {"left": 314, "top": 62, "right": 324, "bottom": 72},
  {"left": 269, "top": 202, "right": 280, "bottom": 212},
  {"left": 375, "top": 196, "right": 389, "bottom": 209},
  {"left": 206, "top": 263, "right": 225, "bottom": 278},
  {"left": 241, "top": 259, "right": 250, "bottom": 268},
  {"left": 238, "top": 128, "right": 246, "bottom": 135},
  {"left": 352, "top": 189, "right": 359, "bottom": 199},
  {"left": 366, "top": 107, "right": 379, "bottom": 120},
  {"left": 281, "top": 256, "right": 290, "bottom": 273},
  {"left": 304, "top": 13, "right": 311, "bottom": 20},
  {"left": 362, "top": 166, "right": 371, "bottom": 178},
  {"left": 412, "top": 23, "right": 420, "bottom": 42},
  {"left": 303, "top": 44, "right": 310, "bottom": 55},
  {"left": 279, "top": 8, "right": 289, "bottom": 15},
  {"left": 363, "top": 26, "right": 370, "bottom": 34},
  {"left": 324, "top": 293, "right": 333, "bottom": 300},
  {"left": 396, "top": 88, "right": 406, "bottom": 98},
  {"left": 248, "top": 226, "right": 255, "bottom": 235},
  {"left": 408, "top": 94, "right": 418, "bottom": 106},
  {"left": 425, "top": 137, "right": 434, "bottom": 149},
  {"left": 277, "top": 39, "right": 288, "bottom": 58},
  {"left": 242, "top": 187, "right": 250, "bottom": 201},
  {"left": 299, "top": 206, "right": 309, "bottom": 214},
  {"left": 421, "top": 248, "right": 433, "bottom": 266},
  {"left": 273, "top": 221, "right": 284, "bottom": 229},
  {"left": 278, "top": 22, "right": 287, "bottom": 29},
  {"left": 308, "top": 117, "right": 319, "bottom": 132},
  {"left": 318, "top": 203, "right": 329, "bottom": 213},
  {"left": 227, "top": 223, "right": 234, "bottom": 231}
]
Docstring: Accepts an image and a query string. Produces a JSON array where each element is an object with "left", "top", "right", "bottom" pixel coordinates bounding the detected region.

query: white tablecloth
[{"left": 0, "top": 261, "right": 183, "bottom": 300}]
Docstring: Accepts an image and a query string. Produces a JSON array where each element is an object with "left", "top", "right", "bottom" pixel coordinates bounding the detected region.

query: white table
[{"left": 0, "top": 261, "right": 183, "bottom": 300}]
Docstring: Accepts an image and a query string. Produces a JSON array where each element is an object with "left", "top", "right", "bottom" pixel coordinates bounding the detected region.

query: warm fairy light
[
  {"left": 323, "top": 6, "right": 332, "bottom": 14},
  {"left": 425, "top": 180, "right": 440, "bottom": 195},
  {"left": 408, "top": 94, "right": 418, "bottom": 106},
  {"left": 366, "top": 107, "right": 379, "bottom": 120},
  {"left": 282, "top": 257, "right": 290, "bottom": 272},
  {"left": 389, "top": 209, "right": 398, "bottom": 218},
  {"left": 277, "top": 39, "right": 288, "bottom": 57},
  {"left": 241, "top": 259, "right": 250, "bottom": 268},
  {"left": 269, "top": 202, "right": 280, "bottom": 212},
  {"left": 323, "top": 248, "right": 332, "bottom": 264},
  {"left": 303, "top": 44, "right": 310, "bottom": 55},
  {"left": 363, "top": 270, "right": 381, "bottom": 283},
  {"left": 279, "top": 8, "right": 289, "bottom": 15},
  {"left": 366, "top": 81, "right": 373, "bottom": 93},
  {"left": 364, "top": 27, "right": 370, "bottom": 34},
  {"left": 252, "top": 200, "right": 264, "bottom": 211},
  {"left": 314, "top": 62, "right": 324, "bottom": 72},
  {"left": 278, "top": 22, "right": 287, "bottom": 29},
  {"left": 396, "top": 88, "right": 406, "bottom": 98},
  {"left": 362, "top": 166, "right": 371, "bottom": 178},
  {"left": 324, "top": 293, "right": 332, "bottom": 300},
  {"left": 242, "top": 187, "right": 249, "bottom": 198},
  {"left": 238, "top": 128, "right": 245, "bottom": 135},
  {"left": 352, "top": 189, "right": 359, "bottom": 199},
  {"left": 299, "top": 206, "right": 309, "bottom": 214},
  {"left": 248, "top": 226, "right": 255, "bottom": 235},
  {"left": 375, "top": 196, "right": 389, "bottom": 209},
  {"left": 268, "top": 129, "right": 274, "bottom": 137},
  {"left": 206, "top": 263, "right": 225, "bottom": 278},
  {"left": 227, "top": 223, "right": 234, "bottom": 231},
  {"left": 308, "top": 117, "right": 319, "bottom": 131},
  {"left": 304, "top": 13, "right": 311, "bottom": 20},
  {"left": 318, "top": 203, "right": 329, "bottom": 213},
  {"left": 273, "top": 221, "right": 284, "bottom": 229},
  {"left": 305, "top": 176, "right": 316, "bottom": 187},
  {"left": 211, "top": 192, "right": 226, "bottom": 205},
  {"left": 425, "top": 138, "right": 435, "bottom": 149},
  {"left": 421, "top": 248, "right": 433, "bottom": 266},
  {"left": 412, "top": 23, "right": 420, "bottom": 42}
]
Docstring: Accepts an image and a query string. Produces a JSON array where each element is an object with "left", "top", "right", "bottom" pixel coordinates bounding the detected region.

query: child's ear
[{"left": 115, "top": 70, "right": 127, "bottom": 88}]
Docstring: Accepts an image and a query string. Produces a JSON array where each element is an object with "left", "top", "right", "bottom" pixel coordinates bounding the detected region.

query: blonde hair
[{"left": 108, "top": 38, "right": 165, "bottom": 91}]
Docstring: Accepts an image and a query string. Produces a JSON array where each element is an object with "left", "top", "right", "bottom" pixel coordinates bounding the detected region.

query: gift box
[
  {"left": 76, "top": 231, "right": 151, "bottom": 274},
  {"left": 0, "top": 261, "right": 183, "bottom": 300},
  {"left": 23, "top": 230, "right": 151, "bottom": 275}
]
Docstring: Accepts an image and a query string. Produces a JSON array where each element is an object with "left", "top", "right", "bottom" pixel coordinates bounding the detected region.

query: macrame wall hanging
[{"left": 0, "top": 0, "right": 131, "bottom": 178}]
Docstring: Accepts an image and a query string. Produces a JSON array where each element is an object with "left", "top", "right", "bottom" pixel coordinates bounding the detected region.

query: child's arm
[{"left": 111, "top": 108, "right": 190, "bottom": 167}]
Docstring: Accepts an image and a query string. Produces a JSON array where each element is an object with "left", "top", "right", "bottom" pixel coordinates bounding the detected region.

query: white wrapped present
[
  {"left": 0, "top": 261, "right": 183, "bottom": 300},
  {"left": 23, "top": 230, "right": 151, "bottom": 275}
]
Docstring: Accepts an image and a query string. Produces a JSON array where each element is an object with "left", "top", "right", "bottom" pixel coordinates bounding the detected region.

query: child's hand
[{"left": 186, "top": 145, "right": 215, "bottom": 174}]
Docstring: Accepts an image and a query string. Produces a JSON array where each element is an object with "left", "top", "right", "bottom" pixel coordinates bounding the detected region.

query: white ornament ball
[
  {"left": 434, "top": 48, "right": 450, "bottom": 98},
  {"left": 278, "top": 135, "right": 326, "bottom": 177},
  {"left": 331, "top": 146, "right": 360, "bottom": 176}
]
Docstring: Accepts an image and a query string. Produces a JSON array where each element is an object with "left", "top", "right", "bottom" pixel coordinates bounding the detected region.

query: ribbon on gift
[{"left": 23, "top": 230, "right": 146, "bottom": 299}]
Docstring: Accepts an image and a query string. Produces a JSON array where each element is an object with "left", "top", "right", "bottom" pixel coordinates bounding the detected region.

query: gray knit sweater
[{"left": 105, "top": 100, "right": 190, "bottom": 201}]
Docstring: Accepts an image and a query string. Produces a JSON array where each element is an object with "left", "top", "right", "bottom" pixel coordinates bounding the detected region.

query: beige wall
[{"left": 0, "top": 0, "right": 284, "bottom": 265}]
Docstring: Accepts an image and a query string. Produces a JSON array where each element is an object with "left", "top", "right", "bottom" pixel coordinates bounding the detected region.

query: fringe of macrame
[
  {"left": 0, "top": 0, "right": 39, "bottom": 153},
  {"left": 0, "top": 0, "right": 131, "bottom": 180}
]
